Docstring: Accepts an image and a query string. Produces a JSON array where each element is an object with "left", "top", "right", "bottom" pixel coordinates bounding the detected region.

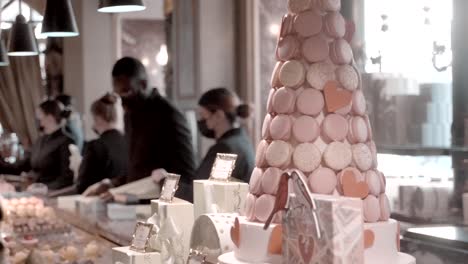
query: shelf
[{"left": 377, "top": 145, "right": 468, "bottom": 156}]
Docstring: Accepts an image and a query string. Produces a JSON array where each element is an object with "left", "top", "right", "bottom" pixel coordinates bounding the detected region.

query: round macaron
[
  {"left": 255, "top": 140, "right": 269, "bottom": 168},
  {"left": 249, "top": 168, "right": 264, "bottom": 195},
  {"left": 364, "top": 115, "right": 373, "bottom": 140},
  {"left": 296, "top": 88, "right": 324, "bottom": 116},
  {"left": 267, "top": 88, "right": 276, "bottom": 113},
  {"left": 309, "top": 167, "right": 337, "bottom": 194},
  {"left": 261, "top": 167, "right": 283, "bottom": 195},
  {"left": 276, "top": 35, "right": 300, "bottom": 62},
  {"left": 270, "top": 115, "right": 293, "bottom": 140},
  {"left": 244, "top": 193, "right": 257, "bottom": 221},
  {"left": 323, "top": 12, "right": 345, "bottom": 39},
  {"left": 307, "top": 62, "right": 336, "bottom": 90},
  {"left": 367, "top": 141, "right": 378, "bottom": 169},
  {"left": 254, "top": 194, "right": 276, "bottom": 222},
  {"left": 335, "top": 102, "right": 352, "bottom": 115},
  {"left": 352, "top": 90, "right": 366, "bottom": 116},
  {"left": 270, "top": 62, "right": 284, "bottom": 88},
  {"left": 287, "top": 0, "right": 312, "bottom": 14},
  {"left": 302, "top": 35, "right": 329, "bottom": 63},
  {"left": 293, "top": 10, "right": 323, "bottom": 37},
  {"left": 379, "top": 194, "right": 391, "bottom": 221},
  {"left": 293, "top": 115, "right": 320, "bottom": 143},
  {"left": 323, "top": 142, "right": 352, "bottom": 171},
  {"left": 280, "top": 14, "right": 295, "bottom": 37},
  {"left": 321, "top": 113, "right": 348, "bottom": 142},
  {"left": 378, "top": 171, "right": 386, "bottom": 194},
  {"left": 363, "top": 195, "right": 381, "bottom": 223},
  {"left": 262, "top": 114, "right": 272, "bottom": 139},
  {"left": 266, "top": 140, "right": 292, "bottom": 168},
  {"left": 336, "top": 65, "right": 359, "bottom": 91},
  {"left": 293, "top": 143, "right": 321, "bottom": 173},
  {"left": 279, "top": 60, "right": 306, "bottom": 88},
  {"left": 348, "top": 116, "right": 368, "bottom": 144},
  {"left": 319, "top": 0, "right": 341, "bottom": 12},
  {"left": 329, "top": 39, "right": 353, "bottom": 65},
  {"left": 352, "top": 143, "right": 373, "bottom": 171},
  {"left": 365, "top": 170, "right": 381, "bottom": 197},
  {"left": 272, "top": 87, "right": 296, "bottom": 114}
]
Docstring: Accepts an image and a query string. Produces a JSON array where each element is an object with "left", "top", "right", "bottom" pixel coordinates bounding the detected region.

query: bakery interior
[{"left": 0, "top": 0, "right": 464, "bottom": 263}]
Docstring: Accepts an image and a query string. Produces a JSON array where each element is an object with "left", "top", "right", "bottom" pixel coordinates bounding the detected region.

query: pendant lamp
[
  {"left": 98, "top": 0, "right": 146, "bottom": 13},
  {"left": 42, "top": 0, "right": 79, "bottom": 37},
  {"left": 0, "top": 40, "right": 9, "bottom": 66},
  {"left": 8, "top": 0, "right": 38, "bottom": 56}
]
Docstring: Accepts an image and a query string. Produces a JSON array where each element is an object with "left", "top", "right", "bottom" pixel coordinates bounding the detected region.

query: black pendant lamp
[
  {"left": 8, "top": 0, "right": 38, "bottom": 56},
  {"left": 98, "top": 0, "right": 146, "bottom": 13},
  {"left": 42, "top": 0, "right": 79, "bottom": 37},
  {"left": 0, "top": 40, "right": 9, "bottom": 66}
]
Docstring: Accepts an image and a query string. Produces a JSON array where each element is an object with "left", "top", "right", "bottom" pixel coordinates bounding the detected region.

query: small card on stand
[
  {"left": 187, "top": 249, "right": 207, "bottom": 264},
  {"left": 159, "top": 173, "right": 181, "bottom": 203},
  {"left": 130, "top": 221, "right": 153, "bottom": 253},
  {"left": 209, "top": 153, "right": 237, "bottom": 181}
]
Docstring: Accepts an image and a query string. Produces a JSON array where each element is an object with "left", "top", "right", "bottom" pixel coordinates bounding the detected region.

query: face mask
[{"left": 197, "top": 119, "right": 215, "bottom": 139}]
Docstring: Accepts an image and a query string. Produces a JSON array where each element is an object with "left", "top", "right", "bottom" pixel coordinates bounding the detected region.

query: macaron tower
[{"left": 246, "top": 0, "right": 391, "bottom": 226}]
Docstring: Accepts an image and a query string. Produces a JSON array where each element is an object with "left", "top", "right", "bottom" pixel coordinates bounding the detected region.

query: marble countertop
[{"left": 404, "top": 225, "right": 468, "bottom": 250}]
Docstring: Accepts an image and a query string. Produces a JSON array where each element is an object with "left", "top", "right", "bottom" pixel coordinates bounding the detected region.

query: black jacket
[
  {"left": 0, "top": 129, "right": 74, "bottom": 190},
  {"left": 76, "top": 129, "right": 128, "bottom": 194},
  {"left": 117, "top": 89, "right": 196, "bottom": 201},
  {"left": 195, "top": 128, "right": 255, "bottom": 183}
]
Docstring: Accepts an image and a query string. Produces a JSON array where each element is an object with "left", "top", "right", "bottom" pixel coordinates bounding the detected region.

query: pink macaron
[
  {"left": 329, "top": 39, "right": 353, "bottom": 65},
  {"left": 319, "top": 0, "right": 341, "bottom": 12},
  {"left": 255, "top": 140, "right": 269, "bottom": 168},
  {"left": 254, "top": 194, "right": 276, "bottom": 222},
  {"left": 296, "top": 88, "right": 324, "bottom": 116},
  {"left": 336, "top": 65, "right": 359, "bottom": 91},
  {"left": 293, "top": 115, "right": 320, "bottom": 143},
  {"left": 262, "top": 114, "right": 272, "bottom": 139},
  {"left": 367, "top": 141, "right": 378, "bottom": 169},
  {"left": 280, "top": 14, "right": 295, "bottom": 38},
  {"left": 363, "top": 195, "right": 381, "bottom": 223},
  {"left": 244, "top": 193, "right": 257, "bottom": 221},
  {"left": 270, "top": 115, "right": 293, "bottom": 140},
  {"left": 266, "top": 140, "right": 293, "bottom": 168},
  {"left": 321, "top": 113, "right": 348, "bottom": 142},
  {"left": 249, "top": 168, "right": 264, "bottom": 195},
  {"left": 267, "top": 88, "right": 276, "bottom": 113},
  {"left": 352, "top": 143, "right": 373, "bottom": 171},
  {"left": 337, "top": 166, "right": 363, "bottom": 194},
  {"left": 293, "top": 143, "right": 322, "bottom": 173},
  {"left": 348, "top": 116, "right": 368, "bottom": 144},
  {"left": 261, "top": 167, "right": 283, "bottom": 195},
  {"left": 364, "top": 115, "right": 373, "bottom": 140},
  {"left": 272, "top": 87, "right": 296, "bottom": 114},
  {"left": 379, "top": 194, "right": 391, "bottom": 221},
  {"left": 323, "top": 12, "right": 345, "bottom": 39},
  {"left": 270, "top": 62, "right": 283, "bottom": 88},
  {"left": 288, "top": 0, "right": 312, "bottom": 14},
  {"left": 276, "top": 35, "right": 300, "bottom": 62},
  {"left": 378, "top": 171, "right": 386, "bottom": 194},
  {"left": 307, "top": 62, "right": 336, "bottom": 90},
  {"left": 293, "top": 10, "right": 323, "bottom": 37},
  {"left": 365, "top": 170, "right": 381, "bottom": 197},
  {"left": 302, "top": 35, "right": 329, "bottom": 63},
  {"left": 352, "top": 90, "right": 366, "bottom": 116},
  {"left": 323, "top": 142, "right": 352, "bottom": 171},
  {"left": 335, "top": 102, "right": 352, "bottom": 115},
  {"left": 279, "top": 60, "right": 306, "bottom": 88},
  {"left": 309, "top": 167, "right": 337, "bottom": 194}
]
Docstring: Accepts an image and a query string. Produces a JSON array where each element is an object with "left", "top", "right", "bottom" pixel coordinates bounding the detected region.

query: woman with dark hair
[
  {"left": 76, "top": 93, "right": 128, "bottom": 194},
  {"left": 195, "top": 88, "right": 255, "bottom": 182},
  {"left": 0, "top": 100, "right": 74, "bottom": 190}
]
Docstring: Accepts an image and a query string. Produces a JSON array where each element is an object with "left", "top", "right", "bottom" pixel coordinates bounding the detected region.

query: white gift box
[
  {"left": 57, "top": 195, "right": 81, "bottom": 211},
  {"left": 76, "top": 196, "right": 106, "bottom": 217},
  {"left": 193, "top": 180, "right": 249, "bottom": 219},
  {"left": 107, "top": 204, "right": 152, "bottom": 220},
  {"left": 112, "top": 246, "right": 161, "bottom": 264}
]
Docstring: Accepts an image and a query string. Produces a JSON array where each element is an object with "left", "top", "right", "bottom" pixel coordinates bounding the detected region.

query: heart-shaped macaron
[
  {"left": 230, "top": 217, "right": 241, "bottom": 248},
  {"left": 364, "top": 229, "right": 375, "bottom": 249},
  {"left": 268, "top": 225, "right": 283, "bottom": 254},
  {"left": 324, "top": 81, "right": 352, "bottom": 113},
  {"left": 342, "top": 170, "right": 369, "bottom": 199}
]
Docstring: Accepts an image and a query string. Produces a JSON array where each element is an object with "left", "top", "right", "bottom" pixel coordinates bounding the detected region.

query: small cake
[{"left": 84, "top": 241, "right": 100, "bottom": 259}]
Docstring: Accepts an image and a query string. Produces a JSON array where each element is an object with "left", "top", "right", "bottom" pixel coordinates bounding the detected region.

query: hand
[
  {"left": 151, "top": 169, "right": 168, "bottom": 184},
  {"left": 99, "top": 191, "right": 114, "bottom": 202},
  {"left": 83, "top": 181, "right": 110, "bottom": 196}
]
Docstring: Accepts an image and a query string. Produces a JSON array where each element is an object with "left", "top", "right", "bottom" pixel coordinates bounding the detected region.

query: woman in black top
[
  {"left": 195, "top": 88, "right": 255, "bottom": 182},
  {"left": 76, "top": 93, "right": 128, "bottom": 194},
  {"left": 0, "top": 100, "right": 74, "bottom": 190}
]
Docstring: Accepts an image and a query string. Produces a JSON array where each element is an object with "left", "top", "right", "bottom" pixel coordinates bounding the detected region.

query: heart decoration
[
  {"left": 342, "top": 170, "right": 369, "bottom": 199},
  {"left": 268, "top": 225, "right": 283, "bottom": 254},
  {"left": 364, "top": 229, "right": 375, "bottom": 249},
  {"left": 396, "top": 221, "right": 401, "bottom": 251},
  {"left": 344, "top": 20, "right": 356, "bottom": 43},
  {"left": 324, "top": 81, "right": 352, "bottom": 113},
  {"left": 298, "top": 235, "right": 314, "bottom": 263},
  {"left": 230, "top": 217, "right": 240, "bottom": 248}
]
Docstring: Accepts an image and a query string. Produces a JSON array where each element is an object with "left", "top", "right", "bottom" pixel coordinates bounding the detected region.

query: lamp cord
[{"left": 18, "top": 0, "right": 21, "bottom": 15}]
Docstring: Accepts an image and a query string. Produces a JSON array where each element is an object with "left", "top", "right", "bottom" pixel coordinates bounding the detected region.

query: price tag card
[
  {"left": 186, "top": 249, "right": 207, "bottom": 264},
  {"left": 130, "top": 222, "right": 153, "bottom": 252},
  {"left": 209, "top": 153, "right": 238, "bottom": 181},
  {"left": 159, "top": 173, "right": 181, "bottom": 203}
]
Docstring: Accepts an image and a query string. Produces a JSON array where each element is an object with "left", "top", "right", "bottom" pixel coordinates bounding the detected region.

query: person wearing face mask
[
  {"left": 0, "top": 100, "right": 75, "bottom": 190},
  {"left": 75, "top": 93, "right": 128, "bottom": 194},
  {"left": 195, "top": 88, "right": 255, "bottom": 182}
]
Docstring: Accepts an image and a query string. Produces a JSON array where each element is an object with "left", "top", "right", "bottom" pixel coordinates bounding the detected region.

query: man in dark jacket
[{"left": 84, "top": 57, "right": 196, "bottom": 201}]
